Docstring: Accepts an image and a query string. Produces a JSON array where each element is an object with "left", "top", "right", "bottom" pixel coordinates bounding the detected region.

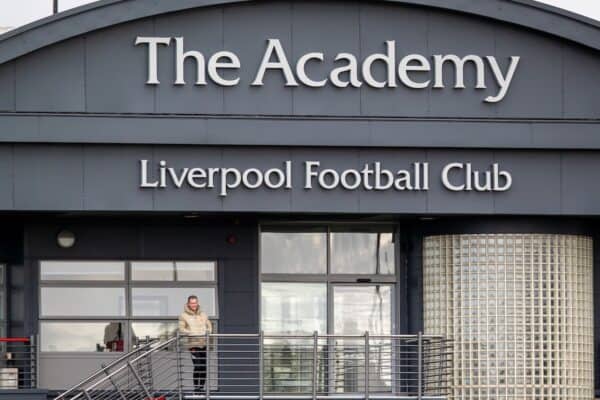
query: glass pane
[
  {"left": 41, "top": 287, "right": 126, "bottom": 317},
  {"left": 176, "top": 262, "right": 216, "bottom": 281},
  {"left": 131, "top": 322, "right": 179, "bottom": 345},
  {"left": 40, "top": 261, "right": 125, "bottom": 281},
  {"left": 333, "top": 285, "right": 393, "bottom": 393},
  {"left": 41, "top": 322, "right": 125, "bottom": 352},
  {"left": 261, "top": 231, "right": 327, "bottom": 274},
  {"left": 132, "top": 287, "right": 216, "bottom": 317},
  {"left": 333, "top": 285, "right": 392, "bottom": 335},
  {"left": 131, "top": 262, "right": 174, "bottom": 281},
  {"left": 330, "top": 232, "right": 395, "bottom": 275},
  {"left": 261, "top": 283, "right": 326, "bottom": 334}
]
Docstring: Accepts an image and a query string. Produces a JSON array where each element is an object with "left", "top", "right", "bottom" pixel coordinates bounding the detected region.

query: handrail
[
  {"left": 74, "top": 337, "right": 178, "bottom": 395},
  {"left": 54, "top": 337, "right": 160, "bottom": 400},
  {"left": 55, "top": 332, "right": 452, "bottom": 400},
  {"left": 0, "top": 337, "right": 31, "bottom": 343}
]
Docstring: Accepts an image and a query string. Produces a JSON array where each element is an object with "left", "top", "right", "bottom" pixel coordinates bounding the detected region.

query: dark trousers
[{"left": 190, "top": 346, "right": 207, "bottom": 390}]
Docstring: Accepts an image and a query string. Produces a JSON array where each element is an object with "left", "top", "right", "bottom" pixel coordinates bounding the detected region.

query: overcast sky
[{"left": 0, "top": 0, "right": 599, "bottom": 29}]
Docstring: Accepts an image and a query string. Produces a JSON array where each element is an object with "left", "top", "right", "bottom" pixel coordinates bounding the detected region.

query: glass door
[{"left": 331, "top": 284, "right": 393, "bottom": 394}]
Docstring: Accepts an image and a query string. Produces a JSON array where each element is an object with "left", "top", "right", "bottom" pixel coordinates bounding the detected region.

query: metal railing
[
  {"left": 55, "top": 332, "right": 451, "bottom": 400},
  {"left": 0, "top": 336, "right": 39, "bottom": 390}
]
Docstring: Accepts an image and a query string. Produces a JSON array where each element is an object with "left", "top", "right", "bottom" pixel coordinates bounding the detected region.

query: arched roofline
[{"left": 0, "top": 0, "right": 599, "bottom": 65}]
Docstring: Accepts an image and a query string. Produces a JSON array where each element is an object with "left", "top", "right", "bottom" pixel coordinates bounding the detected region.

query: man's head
[{"left": 187, "top": 295, "right": 199, "bottom": 312}]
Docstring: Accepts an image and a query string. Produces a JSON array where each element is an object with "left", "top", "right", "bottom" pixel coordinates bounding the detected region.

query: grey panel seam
[{"left": 0, "top": 112, "right": 599, "bottom": 123}]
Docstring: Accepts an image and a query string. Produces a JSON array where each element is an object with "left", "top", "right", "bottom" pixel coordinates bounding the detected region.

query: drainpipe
[{"left": 53, "top": 0, "right": 59, "bottom": 14}]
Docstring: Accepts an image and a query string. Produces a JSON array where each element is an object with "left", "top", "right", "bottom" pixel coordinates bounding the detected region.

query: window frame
[
  {"left": 259, "top": 223, "right": 400, "bottom": 336},
  {"left": 38, "top": 259, "right": 219, "bottom": 354}
]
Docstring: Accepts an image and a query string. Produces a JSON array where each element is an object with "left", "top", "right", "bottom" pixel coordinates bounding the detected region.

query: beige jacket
[{"left": 178, "top": 304, "right": 212, "bottom": 348}]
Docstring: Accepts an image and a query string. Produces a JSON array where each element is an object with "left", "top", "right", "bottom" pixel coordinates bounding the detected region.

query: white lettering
[
  {"left": 485, "top": 56, "right": 520, "bottom": 103},
  {"left": 252, "top": 39, "right": 298, "bottom": 86},
  {"left": 433, "top": 55, "right": 486, "bottom": 89},
  {"left": 174, "top": 37, "right": 206, "bottom": 86},
  {"left": 208, "top": 51, "right": 241, "bottom": 86},
  {"left": 297, "top": 52, "right": 327, "bottom": 87},
  {"left": 398, "top": 55, "right": 431, "bottom": 89},
  {"left": 135, "top": 36, "right": 171, "bottom": 85}
]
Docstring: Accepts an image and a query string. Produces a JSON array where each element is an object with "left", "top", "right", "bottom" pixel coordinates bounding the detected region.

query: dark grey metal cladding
[
  {"left": 0, "top": 61, "right": 14, "bottom": 111},
  {"left": 222, "top": 2, "right": 293, "bottom": 115},
  {"left": 2, "top": 143, "right": 600, "bottom": 215},
  {"left": 155, "top": 7, "right": 225, "bottom": 114},
  {"left": 85, "top": 19, "right": 155, "bottom": 113},
  {"left": 1, "top": 1, "right": 599, "bottom": 119},
  {"left": 1, "top": 115, "right": 600, "bottom": 149},
  {"left": 15, "top": 38, "right": 85, "bottom": 112}
]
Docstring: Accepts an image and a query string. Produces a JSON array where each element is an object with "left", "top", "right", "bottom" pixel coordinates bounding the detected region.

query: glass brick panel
[{"left": 423, "top": 234, "right": 594, "bottom": 400}]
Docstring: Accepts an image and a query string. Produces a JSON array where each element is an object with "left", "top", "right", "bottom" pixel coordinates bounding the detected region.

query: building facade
[{"left": 0, "top": 0, "right": 599, "bottom": 398}]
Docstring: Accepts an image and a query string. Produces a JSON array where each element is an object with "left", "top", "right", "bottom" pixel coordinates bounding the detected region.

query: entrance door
[{"left": 331, "top": 284, "right": 393, "bottom": 394}]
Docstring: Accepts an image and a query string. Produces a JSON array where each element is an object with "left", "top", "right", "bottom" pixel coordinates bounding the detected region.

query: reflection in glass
[
  {"left": 261, "top": 283, "right": 326, "bottom": 334},
  {"left": 131, "top": 322, "right": 178, "bottom": 346},
  {"left": 41, "top": 322, "right": 124, "bottom": 352},
  {"left": 131, "top": 262, "right": 174, "bottom": 281},
  {"left": 176, "top": 262, "right": 216, "bottom": 281},
  {"left": 333, "top": 285, "right": 393, "bottom": 393},
  {"left": 132, "top": 287, "right": 216, "bottom": 317},
  {"left": 330, "top": 232, "right": 395, "bottom": 275},
  {"left": 262, "top": 283, "right": 327, "bottom": 393},
  {"left": 261, "top": 232, "right": 327, "bottom": 274},
  {"left": 333, "top": 285, "right": 392, "bottom": 335},
  {"left": 41, "top": 287, "right": 126, "bottom": 317},
  {"left": 40, "top": 261, "right": 125, "bottom": 281}
]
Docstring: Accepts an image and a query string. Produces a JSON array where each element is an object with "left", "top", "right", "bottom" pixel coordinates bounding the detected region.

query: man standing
[{"left": 179, "top": 295, "right": 213, "bottom": 393}]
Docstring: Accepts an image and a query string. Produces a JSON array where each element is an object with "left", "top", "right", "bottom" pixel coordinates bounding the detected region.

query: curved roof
[{"left": 0, "top": 0, "right": 599, "bottom": 65}]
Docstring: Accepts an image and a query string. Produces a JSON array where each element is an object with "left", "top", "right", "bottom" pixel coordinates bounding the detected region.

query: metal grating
[{"left": 423, "top": 234, "right": 594, "bottom": 400}]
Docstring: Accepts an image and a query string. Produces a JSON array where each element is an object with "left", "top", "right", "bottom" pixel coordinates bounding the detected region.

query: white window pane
[
  {"left": 176, "top": 262, "right": 216, "bottom": 281},
  {"left": 40, "top": 261, "right": 125, "bottom": 281},
  {"left": 132, "top": 288, "right": 216, "bottom": 317},
  {"left": 131, "top": 262, "right": 174, "bottom": 281},
  {"left": 41, "top": 287, "right": 126, "bottom": 317},
  {"left": 131, "top": 322, "right": 178, "bottom": 344},
  {"left": 330, "top": 232, "right": 395, "bottom": 275},
  {"left": 333, "top": 285, "right": 392, "bottom": 335},
  {"left": 261, "top": 283, "right": 326, "bottom": 334},
  {"left": 261, "top": 232, "right": 327, "bottom": 274},
  {"left": 41, "top": 322, "right": 124, "bottom": 352}
]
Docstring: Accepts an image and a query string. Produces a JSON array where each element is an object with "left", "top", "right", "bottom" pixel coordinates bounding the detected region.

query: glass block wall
[{"left": 423, "top": 234, "right": 594, "bottom": 400}]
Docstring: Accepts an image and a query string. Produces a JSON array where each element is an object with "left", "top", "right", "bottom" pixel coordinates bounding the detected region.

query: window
[
  {"left": 40, "top": 322, "right": 125, "bottom": 352},
  {"left": 260, "top": 226, "right": 397, "bottom": 393},
  {"left": 40, "top": 261, "right": 125, "bottom": 281},
  {"left": 261, "top": 283, "right": 326, "bottom": 335},
  {"left": 261, "top": 230, "right": 327, "bottom": 274},
  {"left": 39, "top": 260, "right": 218, "bottom": 353},
  {"left": 261, "top": 226, "right": 396, "bottom": 333},
  {"left": 330, "top": 231, "right": 395, "bottom": 275}
]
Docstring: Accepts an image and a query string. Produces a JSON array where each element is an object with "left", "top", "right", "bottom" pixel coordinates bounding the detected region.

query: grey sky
[{"left": 0, "top": 0, "right": 599, "bottom": 29}]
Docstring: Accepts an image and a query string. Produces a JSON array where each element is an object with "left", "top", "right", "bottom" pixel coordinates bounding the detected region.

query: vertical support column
[
  {"left": 259, "top": 331, "right": 264, "bottom": 400},
  {"left": 176, "top": 331, "right": 183, "bottom": 400},
  {"left": 205, "top": 331, "right": 211, "bottom": 400},
  {"left": 29, "top": 335, "right": 37, "bottom": 389},
  {"left": 364, "top": 331, "right": 370, "bottom": 400},
  {"left": 127, "top": 361, "right": 153, "bottom": 399},
  {"left": 312, "top": 331, "right": 318, "bottom": 400},
  {"left": 417, "top": 332, "right": 423, "bottom": 400}
]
